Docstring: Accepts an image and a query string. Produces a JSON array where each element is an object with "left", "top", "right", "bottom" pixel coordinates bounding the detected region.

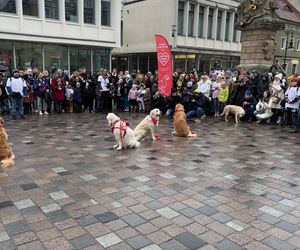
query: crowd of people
[{"left": 0, "top": 66, "right": 299, "bottom": 132}]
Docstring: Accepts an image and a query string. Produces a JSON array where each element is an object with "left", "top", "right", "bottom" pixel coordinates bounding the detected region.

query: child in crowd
[
  {"left": 33, "top": 72, "right": 48, "bottom": 116},
  {"left": 284, "top": 77, "right": 300, "bottom": 127},
  {"left": 218, "top": 81, "right": 229, "bottom": 114},
  {"left": 243, "top": 90, "right": 257, "bottom": 122},
  {"left": 128, "top": 84, "right": 138, "bottom": 112},
  {"left": 73, "top": 79, "right": 82, "bottom": 113},
  {"left": 137, "top": 84, "right": 146, "bottom": 112},
  {"left": 211, "top": 75, "right": 222, "bottom": 117},
  {"left": 115, "top": 79, "right": 124, "bottom": 112},
  {"left": 65, "top": 84, "right": 74, "bottom": 113}
]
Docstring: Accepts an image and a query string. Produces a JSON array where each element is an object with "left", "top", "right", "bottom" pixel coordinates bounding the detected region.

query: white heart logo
[{"left": 158, "top": 52, "right": 169, "bottom": 66}]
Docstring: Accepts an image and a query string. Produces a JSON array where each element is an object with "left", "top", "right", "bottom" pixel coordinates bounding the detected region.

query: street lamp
[
  {"left": 171, "top": 24, "right": 177, "bottom": 49},
  {"left": 283, "top": 25, "right": 295, "bottom": 70}
]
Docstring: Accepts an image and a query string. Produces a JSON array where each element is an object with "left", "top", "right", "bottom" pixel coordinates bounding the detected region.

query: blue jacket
[{"left": 73, "top": 87, "right": 82, "bottom": 103}]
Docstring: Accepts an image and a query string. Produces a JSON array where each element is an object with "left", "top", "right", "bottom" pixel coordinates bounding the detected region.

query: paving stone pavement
[{"left": 0, "top": 113, "right": 299, "bottom": 250}]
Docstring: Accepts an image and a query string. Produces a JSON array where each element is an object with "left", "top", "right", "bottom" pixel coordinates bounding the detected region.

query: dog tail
[
  {"left": 1, "top": 158, "right": 15, "bottom": 168},
  {"left": 220, "top": 110, "right": 225, "bottom": 117}
]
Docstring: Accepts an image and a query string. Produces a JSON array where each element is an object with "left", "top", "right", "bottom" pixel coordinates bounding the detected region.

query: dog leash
[{"left": 111, "top": 120, "right": 127, "bottom": 146}]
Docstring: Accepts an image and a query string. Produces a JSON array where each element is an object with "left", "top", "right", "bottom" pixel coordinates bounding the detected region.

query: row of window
[
  {"left": 0, "top": 40, "right": 110, "bottom": 73},
  {"left": 178, "top": 2, "right": 239, "bottom": 42},
  {"left": 0, "top": 0, "right": 111, "bottom": 26},
  {"left": 281, "top": 37, "right": 300, "bottom": 51}
]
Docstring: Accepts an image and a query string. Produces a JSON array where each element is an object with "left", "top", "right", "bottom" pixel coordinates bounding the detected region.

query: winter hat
[
  {"left": 275, "top": 73, "right": 283, "bottom": 80},
  {"left": 245, "top": 90, "right": 252, "bottom": 96}
]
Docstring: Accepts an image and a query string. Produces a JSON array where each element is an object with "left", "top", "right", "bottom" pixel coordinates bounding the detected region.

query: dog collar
[{"left": 150, "top": 116, "right": 158, "bottom": 126}]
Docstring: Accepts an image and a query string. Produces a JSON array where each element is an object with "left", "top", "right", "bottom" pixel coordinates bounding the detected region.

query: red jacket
[{"left": 51, "top": 76, "right": 65, "bottom": 101}]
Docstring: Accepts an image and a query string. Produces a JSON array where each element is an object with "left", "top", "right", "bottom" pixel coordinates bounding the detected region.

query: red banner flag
[{"left": 155, "top": 35, "right": 173, "bottom": 96}]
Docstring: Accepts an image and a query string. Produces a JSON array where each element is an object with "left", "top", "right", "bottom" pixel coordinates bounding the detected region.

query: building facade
[
  {"left": 0, "top": 0, "right": 121, "bottom": 73},
  {"left": 274, "top": 0, "right": 300, "bottom": 75},
  {"left": 113, "top": 0, "right": 242, "bottom": 73}
]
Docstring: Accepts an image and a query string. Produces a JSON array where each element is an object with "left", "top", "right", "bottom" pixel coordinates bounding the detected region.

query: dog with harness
[{"left": 106, "top": 113, "right": 140, "bottom": 150}]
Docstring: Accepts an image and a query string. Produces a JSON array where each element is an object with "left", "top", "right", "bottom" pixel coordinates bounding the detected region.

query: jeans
[
  {"left": 186, "top": 107, "right": 205, "bottom": 119},
  {"left": 37, "top": 96, "right": 47, "bottom": 112},
  {"left": 166, "top": 108, "right": 175, "bottom": 118},
  {"left": 11, "top": 96, "right": 24, "bottom": 118},
  {"left": 296, "top": 107, "right": 300, "bottom": 128},
  {"left": 124, "top": 94, "right": 130, "bottom": 110},
  {"left": 212, "top": 98, "right": 219, "bottom": 114}
]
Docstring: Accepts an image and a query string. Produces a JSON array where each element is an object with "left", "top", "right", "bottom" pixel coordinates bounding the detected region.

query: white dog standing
[
  {"left": 106, "top": 113, "right": 140, "bottom": 150},
  {"left": 134, "top": 108, "right": 161, "bottom": 141}
]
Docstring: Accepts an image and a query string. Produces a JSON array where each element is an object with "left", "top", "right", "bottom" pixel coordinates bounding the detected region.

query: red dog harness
[{"left": 111, "top": 120, "right": 128, "bottom": 145}]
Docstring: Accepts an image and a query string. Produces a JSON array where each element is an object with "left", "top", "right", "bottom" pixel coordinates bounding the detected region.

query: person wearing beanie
[
  {"left": 243, "top": 90, "right": 257, "bottom": 122},
  {"left": 269, "top": 73, "right": 285, "bottom": 124},
  {"left": 166, "top": 88, "right": 183, "bottom": 118}
]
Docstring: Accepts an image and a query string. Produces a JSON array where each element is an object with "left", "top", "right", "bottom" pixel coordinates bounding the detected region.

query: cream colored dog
[
  {"left": 134, "top": 108, "right": 161, "bottom": 141},
  {"left": 220, "top": 105, "right": 245, "bottom": 123},
  {"left": 106, "top": 113, "right": 140, "bottom": 150},
  {"left": 0, "top": 117, "right": 15, "bottom": 168}
]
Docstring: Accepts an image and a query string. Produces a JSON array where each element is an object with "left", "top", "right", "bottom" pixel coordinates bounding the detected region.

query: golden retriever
[
  {"left": 0, "top": 117, "right": 15, "bottom": 168},
  {"left": 172, "top": 104, "right": 196, "bottom": 137},
  {"left": 134, "top": 108, "right": 161, "bottom": 141}
]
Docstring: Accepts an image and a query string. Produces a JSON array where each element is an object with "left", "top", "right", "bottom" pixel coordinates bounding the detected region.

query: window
[
  {"left": 70, "top": 47, "right": 91, "bottom": 72},
  {"left": 15, "top": 42, "right": 42, "bottom": 69},
  {"left": 139, "top": 54, "right": 148, "bottom": 74},
  {"left": 45, "top": 0, "right": 59, "bottom": 19},
  {"left": 207, "top": 8, "right": 214, "bottom": 39},
  {"left": 0, "top": 41, "right": 13, "bottom": 71},
  {"left": 188, "top": 3, "right": 194, "bottom": 36},
  {"left": 93, "top": 48, "right": 110, "bottom": 72},
  {"left": 129, "top": 55, "right": 138, "bottom": 72},
  {"left": 65, "top": 0, "right": 78, "bottom": 22},
  {"left": 292, "top": 64, "right": 297, "bottom": 75},
  {"left": 281, "top": 37, "right": 287, "bottom": 49},
  {"left": 297, "top": 40, "right": 300, "bottom": 51},
  {"left": 198, "top": 6, "right": 204, "bottom": 38},
  {"left": 233, "top": 14, "right": 238, "bottom": 42},
  {"left": 23, "top": 0, "right": 39, "bottom": 17},
  {"left": 225, "top": 12, "right": 230, "bottom": 41},
  {"left": 84, "top": 0, "right": 95, "bottom": 24},
  {"left": 0, "top": 0, "right": 16, "bottom": 14},
  {"left": 101, "top": 0, "right": 111, "bottom": 26},
  {"left": 216, "top": 10, "right": 222, "bottom": 40},
  {"left": 44, "top": 44, "right": 68, "bottom": 73},
  {"left": 178, "top": 1, "right": 184, "bottom": 35}
]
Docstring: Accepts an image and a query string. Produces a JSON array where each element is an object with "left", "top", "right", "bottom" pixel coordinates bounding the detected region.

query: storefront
[
  {"left": 0, "top": 40, "right": 111, "bottom": 73},
  {"left": 112, "top": 52, "right": 240, "bottom": 74}
]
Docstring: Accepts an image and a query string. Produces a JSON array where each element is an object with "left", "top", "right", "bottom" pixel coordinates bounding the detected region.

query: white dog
[
  {"left": 106, "top": 113, "right": 140, "bottom": 150},
  {"left": 255, "top": 99, "right": 273, "bottom": 123},
  {"left": 134, "top": 108, "right": 161, "bottom": 141},
  {"left": 220, "top": 105, "right": 245, "bottom": 123}
]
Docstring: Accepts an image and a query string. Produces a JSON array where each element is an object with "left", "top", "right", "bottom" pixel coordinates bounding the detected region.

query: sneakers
[
  {"left": 39, "top": 111, "right": 43, "bottom": 116},
  {"left": 44, "top": 111, "right": 49, "bottom": 115}
]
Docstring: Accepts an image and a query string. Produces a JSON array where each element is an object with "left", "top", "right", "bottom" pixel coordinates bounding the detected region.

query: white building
[
  {"left": 0, "top": 0, "right": 121, "bottom": 73},
  {"left": 113, "top": 0, "right": 242, "bottom": 73}
]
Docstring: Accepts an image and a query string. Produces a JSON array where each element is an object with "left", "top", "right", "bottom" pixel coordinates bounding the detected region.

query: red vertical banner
[{"left": 155, "top": 35, "right": 173, "bottom": 96}]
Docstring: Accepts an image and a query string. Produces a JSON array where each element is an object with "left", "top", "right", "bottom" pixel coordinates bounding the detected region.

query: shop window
[
  {"left": 93, "top": 48, "right": 110, "bottom": 72},
  {"left": 0, "top": 41, "right": 13, "bottom": 71},
  {"left": 70, "top": 47, "right": 91, "bottom": 72},
  {"left": 44, "top": 44, "right": 68, "bottom": 73},
  {"left": 15, "top": 42, "right": 42, "bottom": 70}
]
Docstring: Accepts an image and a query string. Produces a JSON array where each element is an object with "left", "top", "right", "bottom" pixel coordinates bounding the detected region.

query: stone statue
[
  {"left": 237, "top": 0, "right": 284, "bottom": 30},
  {"left": 262, "top": 33, "right": 276, "bottom": 60}
]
